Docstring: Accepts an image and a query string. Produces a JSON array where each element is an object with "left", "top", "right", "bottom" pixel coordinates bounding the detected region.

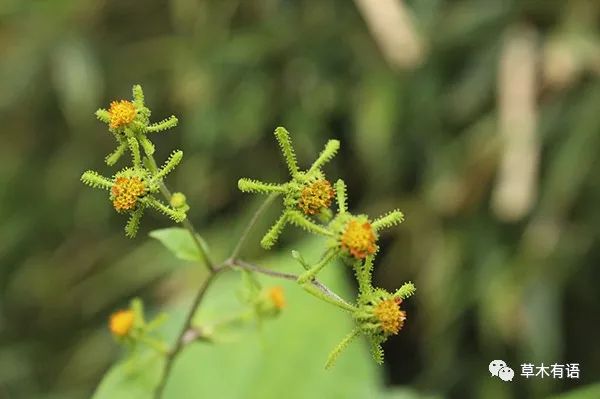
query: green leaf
[
  {"left": 163, "top": 243, "right": 380, "bottom": 398},
  {"left": 92, "top": 351, "right": 165, "bottom": 399},
  {"left": 92, "top": 238, "right": 426, "bottom": 399},
  {"left": 149, "top": 227, "right": 209, "bottom": 263}
]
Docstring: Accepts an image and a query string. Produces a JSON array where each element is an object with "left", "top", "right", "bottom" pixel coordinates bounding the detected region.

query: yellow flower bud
[
  {"left": 268, "top": 286, "right": 286, "bottom": 310},
  {"left": 170, "top": 192, "right": 188, "bottom": 209},
  {"left": 109, "top": 309, "right": 135, "bottom": 337}
]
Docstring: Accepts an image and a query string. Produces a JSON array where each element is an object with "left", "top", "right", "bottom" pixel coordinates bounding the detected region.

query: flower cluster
[
  {"left": 82, "top": 84, "right": 420, "bottom": 398},
  {"left": 238, "top": 127, "right": 340, "bottom": 249},
  {"left": 238, "top": 127, "right": 415, "bottom": 366},
  {"left": 351, "top": 257, "right": 415, "bottom": 364},
  {"left": 81, "top": 85, "right": 186, "bottom": 237}
]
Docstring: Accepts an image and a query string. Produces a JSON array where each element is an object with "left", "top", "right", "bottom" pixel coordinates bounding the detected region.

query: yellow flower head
[
  {"left": 268, "top": 286, "right": 286, "bottom": 309},
  {"left": 111, "top": 176, "right": 146, "bottom": 212},
  {"left": 109, "top": 309, "right": 135, "bottom": 337},
  {"left": 298, "top": 179, "right": 335, "bottom": 215},
  {"left": 373, "top": 297, "right": 406, "bottom": 335},
  {"left": 108, "top": 100, "right": 137, "bottom": 129},
  {"left": 341, "top": 219, "right": 377, "bottom": 259}
]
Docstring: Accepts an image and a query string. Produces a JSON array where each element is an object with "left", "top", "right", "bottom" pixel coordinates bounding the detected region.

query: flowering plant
[{"left": 82, "top": 85, "right": 415, "bottom": 398}]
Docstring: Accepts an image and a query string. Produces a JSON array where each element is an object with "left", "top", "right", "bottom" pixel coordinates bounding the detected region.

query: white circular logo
[
  {"left": 489, "top": 360, "right": 507, "bottom": 377},
  {"left": 498, "top": 366, "right": 515, "bottom": 382}
]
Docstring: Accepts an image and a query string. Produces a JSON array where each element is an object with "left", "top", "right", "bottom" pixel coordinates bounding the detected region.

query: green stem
[
  {"left": 299, "top": 281, "right": 356, "bottom": 312},
  {"left": 230, "top": 193, "right": 278, "bottom": 259},
  {"left": 230, "top": 259, "right": 356, "bottom": 311},
  {"left": 297, "top": 249, "right": 337, "bottom": 284},
  {"left": 146, "top": 155, "right": 216, "bottom": 272},
  {"left": 153, "top": 270, "right": 223, "bottom": 399},
  {"left": 355, "top": 256, "right": 374, "bottom": 295}
]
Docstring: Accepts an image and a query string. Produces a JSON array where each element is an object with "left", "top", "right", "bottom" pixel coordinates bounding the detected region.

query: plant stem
[
  {"left": 153, "top": 269, "right": 222, "bottom": 399},
  {"left": 146, "top": 155, "right": 216, "bottom": 272},
  {"left": 153, "top": 192, "right": 276, "bottom": 398},
  {"left": 230, "top": 192, "right": 278, "bottom": 259},
  {"left": 300, "top": 282, "right": 356, "bottom": 312},
  {"left": 228, "top": 259, "right": 355, "bottom": 312},
  {"left": 297, "top": 249, "right": 337, "bottom": 284},
  {"left": 180, "top": 326, "right": 213, "bottom": 345}
]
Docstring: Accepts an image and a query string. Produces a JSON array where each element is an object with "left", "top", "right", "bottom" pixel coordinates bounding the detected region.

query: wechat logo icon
[{"left": 489, "top": 360, "right": 514, "bottom": 382}]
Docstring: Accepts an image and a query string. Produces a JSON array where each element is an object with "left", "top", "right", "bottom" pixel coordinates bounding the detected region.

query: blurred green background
[{"left": 1, "top": 0, "right": 599, "bottom": 398}]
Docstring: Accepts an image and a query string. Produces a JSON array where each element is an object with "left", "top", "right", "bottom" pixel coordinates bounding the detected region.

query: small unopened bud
[
  {"left": 268, "top": 286, "right": 286, "bottom": 310},
  {"left": 255, "top": 286, "right": 286, "bottom": 318},
  {"left": 170, "top": 192, "right": 188, "bottom": 209},
  {"left": 109, "top": 309, "right": 135, "bottom": 338}
]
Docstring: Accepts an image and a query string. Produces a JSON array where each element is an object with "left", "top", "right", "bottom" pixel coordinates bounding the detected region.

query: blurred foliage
[{"left": 0, "top": 0, "right": 599, "bottom": 398}]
